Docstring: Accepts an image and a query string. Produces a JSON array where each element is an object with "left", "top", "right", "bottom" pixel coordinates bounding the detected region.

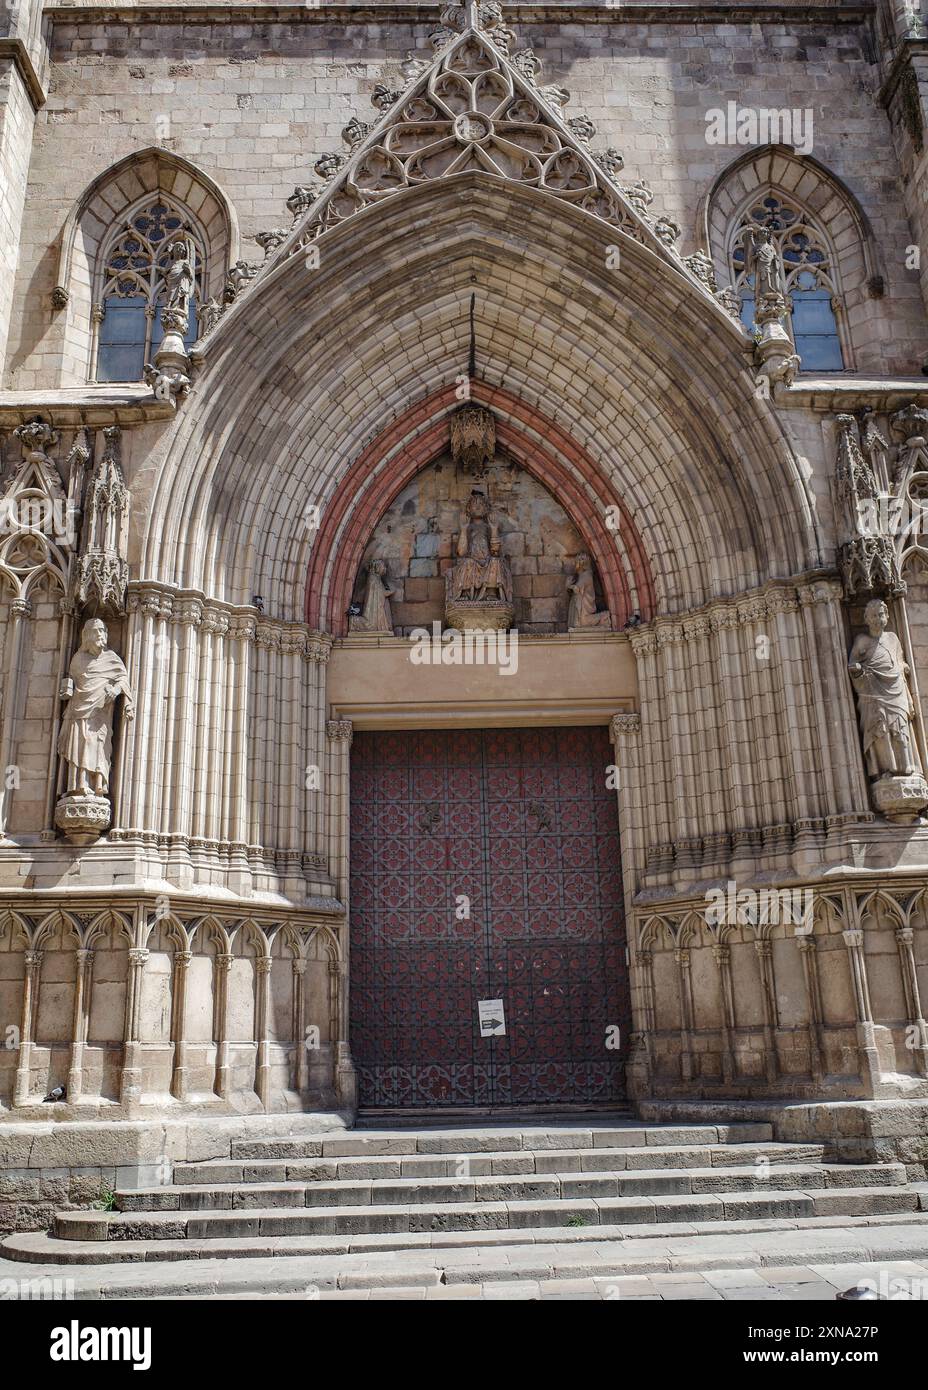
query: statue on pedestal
[
  {"left": 349, "top": 558, "right": 395, "bottom": 633},
  {"left": 163, "top": 241, "right": 194, "bottom": 318},
  {"left": 55, "top": 619, "right": 134, "bottom": 843},
  {"left": 848, "top": 599, "right": 928, "bottom": 822},
  {"left": 445, "top": 490, "right": 513, "bottom": 631},
  {"left": 567, "top": 553, "right": 611, "bottom": 629}
]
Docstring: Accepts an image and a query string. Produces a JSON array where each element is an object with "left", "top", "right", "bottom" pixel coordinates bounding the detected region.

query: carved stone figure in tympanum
[
  {"left": 58, "top": 619, "right": 134, "bottom": 798},
  {"left": 567, "top": 553, "right": 611, "bottom": 629},
  {"left": 448, "top": 491, "right": 512, "bottom": 602},
  {"left": 848, "top": 600, "right": 928, "bottom": 822},
  {"left": 349, "top": 558, "right": 395, "bottom": 633},
  {"left": 445, "top": 490, "right": 514, "bottom": 630}
]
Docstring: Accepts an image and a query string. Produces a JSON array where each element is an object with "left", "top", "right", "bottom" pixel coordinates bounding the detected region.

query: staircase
[{"left": 4, "top": 1117, "right": 928, "bottom": 1293}]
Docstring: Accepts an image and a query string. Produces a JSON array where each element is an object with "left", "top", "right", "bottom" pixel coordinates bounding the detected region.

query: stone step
[
  {"left": 227, "top": 1121, "right": 774, "bottom": 1161},
  {"left": 53, "top": 1184, "right": 921, "bottom": 1243},
  {"left": 114, "top": 1163, "right": 908, "bottom": 1212},
  {"left": 171, "top": 1141, "right": 827, "bottom": 1186},
  {"left": 6, "top": 1215, "right": 928, "bottom": 1283}
]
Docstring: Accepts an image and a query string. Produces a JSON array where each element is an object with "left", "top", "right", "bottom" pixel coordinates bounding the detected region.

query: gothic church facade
[{"left": 1, "top": 0, "right": 928, "bottom": 1165}]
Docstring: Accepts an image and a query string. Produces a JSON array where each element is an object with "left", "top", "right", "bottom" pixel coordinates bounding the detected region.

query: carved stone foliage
[
  {"left": 832, "top": 408, "right": 928, "bottom": 599},
  {"left": 450, "top": 403, "right": 496, "bottom": 476},
  {"left": 75, "top": 425, "right": 130, "bottom": 617}
]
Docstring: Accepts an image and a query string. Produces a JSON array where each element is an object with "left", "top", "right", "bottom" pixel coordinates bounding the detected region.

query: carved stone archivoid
[{"left": 445, "top": 488, "right": 514, "bottom": 630}]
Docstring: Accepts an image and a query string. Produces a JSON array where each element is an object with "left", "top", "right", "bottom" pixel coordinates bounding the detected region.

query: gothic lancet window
[
  {"left": 93, "top": 196, "right": 206, "bottom": 382},
  {"left": 730, "top": 193, "right": 844, "bottom": 371}
]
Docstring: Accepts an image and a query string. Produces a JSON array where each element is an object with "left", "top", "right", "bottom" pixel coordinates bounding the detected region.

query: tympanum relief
[{"left": 347, "top": 415, "right": 610, "bottom": 636}]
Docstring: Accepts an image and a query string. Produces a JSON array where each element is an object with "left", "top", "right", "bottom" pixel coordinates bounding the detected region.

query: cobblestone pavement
[{"left": 142, "top": 1258, "right": 928, "bottom": 1300}]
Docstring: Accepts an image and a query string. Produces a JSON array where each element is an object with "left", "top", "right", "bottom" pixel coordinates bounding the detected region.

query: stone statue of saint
[
  {"left": 447, "top": 491, "right": 512, "bottom": 604},
  {"left": 750, "top": 227, "right": 784, "bottom": 302},
  {"left": 163, "top": 240, "right": 194, "bottom": 317},
  {"left": 848, "top": 599, "right": 918, "bottom": 779},
  {"left": 349, "top": 558, "right": 395, "bottom": 633},
  {"left": 567, "top": 553, "right": 611, "bottom": 629},
  {"left": 58, "top": 619, "right": 134, "bottom": 797}
]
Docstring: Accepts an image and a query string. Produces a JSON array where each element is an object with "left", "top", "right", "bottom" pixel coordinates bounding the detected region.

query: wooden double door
[{"left": 349, "top": 726, "right": 630, "bottom": 1108}]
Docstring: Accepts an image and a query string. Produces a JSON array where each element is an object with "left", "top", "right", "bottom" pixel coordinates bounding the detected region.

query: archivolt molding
[
  {"left": 303, "top": 381, "right": 653, "bottom": 634},
  {"left": 143, "top": 176, "right": 814, "bottom": 621},
  {"left": 125, "top": 581, "right": 332, "bottom": 661}
]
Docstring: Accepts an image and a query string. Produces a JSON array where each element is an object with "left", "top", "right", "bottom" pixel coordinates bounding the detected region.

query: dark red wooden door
[{"left": 349, "top": 727, "right": 630, "bottom": 1108}]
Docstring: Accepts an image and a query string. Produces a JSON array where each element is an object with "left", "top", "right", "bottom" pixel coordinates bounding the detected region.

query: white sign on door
[{"left": 478, "top": 998, "right": 506, "bottom": 1037}]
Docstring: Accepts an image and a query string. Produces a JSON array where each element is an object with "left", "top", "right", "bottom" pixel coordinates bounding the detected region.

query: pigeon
[
  {"left": 43, "top": 1085, "right": 66, "bottom": 1103},
  {"left": 836, "top": 1284, "right": 879, "bottom": 1300}
]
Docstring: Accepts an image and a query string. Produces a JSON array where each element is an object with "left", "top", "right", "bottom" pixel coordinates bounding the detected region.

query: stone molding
[{"left": 127, "top": 583, "right": 332, "bottom": 661}]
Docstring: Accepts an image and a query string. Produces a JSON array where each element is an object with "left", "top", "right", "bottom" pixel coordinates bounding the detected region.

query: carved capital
[
  {"left": 610, "top": 712, "right": 640, "bottom": 739},
  {"left": 327, "top": 719, "right": 353, "bottom": 742}
]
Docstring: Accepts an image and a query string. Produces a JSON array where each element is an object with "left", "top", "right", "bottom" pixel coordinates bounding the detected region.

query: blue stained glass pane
[
  {"left": 739, "top": 291, "right": 756, "bottom": 335},
  {"left": 97, "top": 295, "right": 146, "bottom": 382},
  {"left": 795, "top": 333, "right": 844, "bottom": 371},
  {"left": 792, "top": 288, "right": 843, "bottom": 371}
]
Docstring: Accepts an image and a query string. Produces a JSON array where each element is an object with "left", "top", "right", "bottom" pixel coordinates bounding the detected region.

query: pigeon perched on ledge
[{"left": 42, "top": 1085, "right": 66, "bottom": 1103}]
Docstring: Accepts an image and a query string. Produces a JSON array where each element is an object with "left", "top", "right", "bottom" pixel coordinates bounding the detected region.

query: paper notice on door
[{"left": 478, "top": 998, "right": 506, "bottom": 1037}]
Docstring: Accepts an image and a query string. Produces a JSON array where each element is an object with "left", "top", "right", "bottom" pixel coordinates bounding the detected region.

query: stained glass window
[
  {"left": 730, "top": 194, "right": 844, "bottom": 372},
  {"left": 95, "top": 198, "right": 205, "bottom": 382}
]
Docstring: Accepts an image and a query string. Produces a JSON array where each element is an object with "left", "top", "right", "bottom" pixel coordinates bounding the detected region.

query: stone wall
[
  {"left": 0, "top": 903, "right": 348, "bottom": 1118},
  {"left": 5, "top": 7, "right": 928, "bottom": 386}
]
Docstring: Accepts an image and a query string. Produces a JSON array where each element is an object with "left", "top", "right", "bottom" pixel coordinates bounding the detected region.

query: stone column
[
  {"left": 66, "top": 948, "right": 93, "bottom": 1102},
  {"left": 797, "top": 936, "right": 825, "bottom": 1084},
  {"left": 42, "top": 597, "right": 76, "bottom": 839},
  {"left": 895, "top": 925, "right": 928, "bottom": 1077},
  {"left": 712, "top": 942, "right": 736, "bottom": 1084},
  {"left": 754, "top": 939, "right": 779, "bottom": 1085},
  {"left": 327, "top": 719, "right": 357, "bottom": 1110},
  {"left": 628, "top": 631, "right": 673, "bottom": 876},
  {"left": 254, "top": 955, "right": 273, "bottom": 1111},
  {"left": 292, "top": 957, "right": 308, "bottom": 1094},
  {"left": 0, "top": 598, "right": 31, "bottom": 838},
  {"left": 609, "top": 712, "right": 649, "bottom": 1080},
  {"left": 170, "top": 950, "right": 193, "bottom": 1101},
  {"left": 842, "top": 926, "right": 882, "bottom": 1095},
  {"left": 674, "top": 946, "right": 695, "bottom": 1083},
  {"left": 212, "top": 952, "right": 234, "bottom": 1099},
  {"left": 13, "top": 949, "right": 42, "bottom": 1106},
  {"left": 120, "top": 947, "right": 149, "bottom": 1106},
  {"left": 627, "top": 946, "right": 655, "bottom": 1097}
]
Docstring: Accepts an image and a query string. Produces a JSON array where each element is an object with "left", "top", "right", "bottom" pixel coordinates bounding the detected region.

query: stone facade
[{"left": 2, "top": 0, "right": 928, "bottom": 1187}]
